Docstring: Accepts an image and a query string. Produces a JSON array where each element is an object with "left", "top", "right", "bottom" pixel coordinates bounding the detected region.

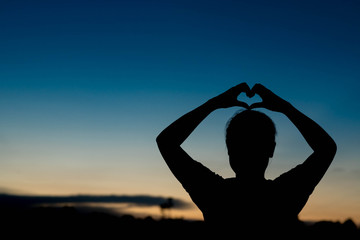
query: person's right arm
[{"left": 156, "top": 83, "right": 250, "bottom": 185}]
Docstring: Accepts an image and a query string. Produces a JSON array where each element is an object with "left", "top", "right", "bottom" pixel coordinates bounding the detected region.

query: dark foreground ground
[{"left": 2, "top": 206, "right": 359, "bottom": 239}]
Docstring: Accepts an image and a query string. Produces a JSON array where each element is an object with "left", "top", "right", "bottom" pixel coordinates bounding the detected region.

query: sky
[{"left": 1, "top": 0, "right": 360, "bottom": 223}]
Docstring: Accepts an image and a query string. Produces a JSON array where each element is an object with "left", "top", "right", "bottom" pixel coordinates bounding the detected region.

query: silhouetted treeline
[{"left": 1, "top": 206, "right": 359, "bottom": 239}]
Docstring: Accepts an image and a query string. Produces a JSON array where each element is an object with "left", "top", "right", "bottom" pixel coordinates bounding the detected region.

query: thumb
[
  {"left": 249, "top": 102, "right": 264, "bottom": 109},
  {"left": 236, "top": 101, "right": 250, "bottom": 109}
]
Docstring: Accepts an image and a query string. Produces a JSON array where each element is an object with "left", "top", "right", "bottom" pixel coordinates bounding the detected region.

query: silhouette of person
[{"left": 156, "top": 83, "right": 336, "bottom": 236}]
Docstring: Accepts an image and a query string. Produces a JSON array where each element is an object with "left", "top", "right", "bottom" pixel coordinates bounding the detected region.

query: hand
[
  {"left": 210, "top": 83, "right": 251, "bottom": 109},
  {"left": 249, "top": 84, "right": 290, "bottom": 112}
]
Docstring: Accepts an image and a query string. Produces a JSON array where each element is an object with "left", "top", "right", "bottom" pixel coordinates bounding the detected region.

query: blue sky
[{"left": 1, "top": 0, "right": 360, "bottom": 222}]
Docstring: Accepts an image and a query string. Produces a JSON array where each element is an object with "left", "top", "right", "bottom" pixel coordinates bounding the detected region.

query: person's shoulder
[
  {"left": 180, "top": 160, "right": 224, "bottom": 191},
  {"left": 272, "top": 164, "right": 315, "bottom": 196},
  {"left": 192, "top": 160, "right": 224, "bottom": 180},
  {"left": 274, "top": 164, "right": 304, "bottom": 182}
]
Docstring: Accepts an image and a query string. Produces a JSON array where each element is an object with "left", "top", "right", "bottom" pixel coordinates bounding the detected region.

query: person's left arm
[{"left": 251, "top": 84, "right": 337, "bottom": 191}]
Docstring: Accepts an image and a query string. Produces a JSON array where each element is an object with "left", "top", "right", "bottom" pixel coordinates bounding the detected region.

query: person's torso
[{"left": 200, "top": 178, "right": 300, "bottom": 231}]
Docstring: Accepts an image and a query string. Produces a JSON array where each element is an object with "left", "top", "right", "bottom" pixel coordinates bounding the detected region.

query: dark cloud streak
[{"left": 0, "top": 193, "right": 191, "bottom": 209}]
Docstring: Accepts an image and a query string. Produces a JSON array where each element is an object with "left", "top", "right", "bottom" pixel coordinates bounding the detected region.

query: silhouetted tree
[{"left": 160, "top": 198, "right": 174, "bottom": 219}]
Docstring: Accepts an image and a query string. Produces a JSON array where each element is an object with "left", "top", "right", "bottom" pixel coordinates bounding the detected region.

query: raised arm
[
  {"left": 250, "top": 84, "right": 337, "bottom": 188},
  {"left": 156, "top": 83, "right": 250, "bottom": 182}
]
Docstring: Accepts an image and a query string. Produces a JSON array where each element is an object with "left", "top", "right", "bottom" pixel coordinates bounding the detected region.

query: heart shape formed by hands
[
  {"left": 216, "top": 83, "right": 276, "bottom": 110},
  {"left": 235, "top": 85, "right": 264, "bottom": 109},
  {"left": 235, "top": 83, "right": 286, "bottom": 112},
  {"left": 237, "top": 89, "right": 262, "bottom": 108}
]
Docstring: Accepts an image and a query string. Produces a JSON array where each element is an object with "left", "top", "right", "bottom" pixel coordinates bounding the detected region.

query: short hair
[{"left": 225, "top": 110, "right": 276, "bottom": 153}]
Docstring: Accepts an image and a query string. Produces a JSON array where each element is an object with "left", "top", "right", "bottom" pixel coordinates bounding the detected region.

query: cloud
[{"left": 0, "top": 193, "right": 191, "bottom": 210}]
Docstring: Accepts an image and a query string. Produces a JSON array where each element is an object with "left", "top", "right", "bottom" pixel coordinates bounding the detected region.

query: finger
[
  {"left": 249, "top": 102, "right": 264, "bottom": 109},
  {"left": 232, "top": 82, "right": 250, "bottom": 94},
  {"left": 242, "top": 82, "right": 251, "bottom": 93},
  {"left": 251, "top": 83, "right": 266, "bottom": 94},
  {"left": 247, "top": 84, "right": 261, "bottom": 98},
  {"left": 236, "top": 101, "right": 250, "bottom": 109},
  {"left": 252, "top": 83, "right": 275, "bottom": 98},
  {"left": 246, "top": 88, "right": 255, "bottom": 98}
]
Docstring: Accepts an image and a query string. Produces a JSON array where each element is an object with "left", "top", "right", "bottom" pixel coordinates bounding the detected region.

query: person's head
[{"left": 225, "top": 110, "right": 276, "bottom": 177}]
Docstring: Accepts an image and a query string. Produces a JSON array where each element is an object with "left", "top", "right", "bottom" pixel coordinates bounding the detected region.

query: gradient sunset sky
[{"left": 1, "top": 0, "right": 360, "bottom": 222}]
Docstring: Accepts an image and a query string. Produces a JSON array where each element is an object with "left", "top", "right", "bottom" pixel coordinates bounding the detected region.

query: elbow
[
  {"left": 156, "top": 133, "right": 164, "bottom": 147},
  {"left": 318, "top": 138, "right": 337, "bottom": 159},
  {"left": 156, "top": 132, "right": 168, "bottom": 148},
  {"left": 156, "top": 134, "right": 167, "bottom": 154},
  {"left": 329, "top": 139, "right": 337, "bottom": 157},
  {"left": 326, "top": 134, "right": 337, "bottom": 156},
  {"left": 156, "top": 133, "right": 180, "bottom": 152}
]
